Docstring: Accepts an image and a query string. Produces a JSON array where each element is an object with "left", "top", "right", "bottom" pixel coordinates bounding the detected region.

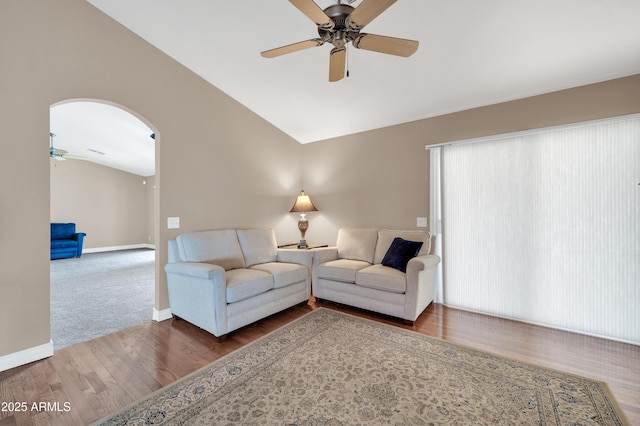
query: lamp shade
[{"left": 289, "top": 190, "right": 318, "bottom": 213}]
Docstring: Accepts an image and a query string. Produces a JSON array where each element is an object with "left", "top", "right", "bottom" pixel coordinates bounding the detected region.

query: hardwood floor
[{"left": 1, "top": 299, "right": 638, "bottom": 425}]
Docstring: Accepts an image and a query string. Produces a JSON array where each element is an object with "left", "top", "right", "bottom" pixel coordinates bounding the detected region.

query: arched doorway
[{"left": 49, "top": 99, "right": 158, "bottom": 350}]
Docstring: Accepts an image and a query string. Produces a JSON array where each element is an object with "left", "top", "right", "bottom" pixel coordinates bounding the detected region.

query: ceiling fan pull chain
[{"left": 346, "top": 45, "right": 350, "bottom": 77}]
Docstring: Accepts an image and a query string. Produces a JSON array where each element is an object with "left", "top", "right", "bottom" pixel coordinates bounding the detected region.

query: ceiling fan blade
[
  {"left": 353, "top": 33, "right": 419, "bottom": 57},
  {"left": 329, "top": 47, "right": 346, "bottom": 82},
  {"left": 66, "top": 154, "right": 87, "bottom": 160},
  {"left": 347, "top": 0, "right": 397, "bottom": 31},
  {"left": 289, "top": 0, "right": 334, "bottom": 30},
  {"left": 261, "top": 38, "right": 324, "bottom": 58}
]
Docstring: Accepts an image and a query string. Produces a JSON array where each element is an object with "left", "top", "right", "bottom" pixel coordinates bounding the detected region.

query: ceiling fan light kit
[{"left": 261, "top": 0, "right": 419, "bottom": 82}]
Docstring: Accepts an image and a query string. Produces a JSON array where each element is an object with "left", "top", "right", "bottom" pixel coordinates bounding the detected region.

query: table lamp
[{"left": 289, "top": 190, "right": 318, "bottom": 248}]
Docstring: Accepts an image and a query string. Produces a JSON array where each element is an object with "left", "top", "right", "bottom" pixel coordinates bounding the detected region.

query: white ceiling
[
  {"left": 50, "top": 102, "right": 155, "bottom": 176},
  {"left": 56, "top": 0, "right": 640, "bottom": 175}
]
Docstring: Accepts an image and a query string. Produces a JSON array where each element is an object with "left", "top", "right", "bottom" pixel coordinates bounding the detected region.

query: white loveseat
[
  {"left": 312, "top": 228, "right": 440, "bottom": 323},
  {"left": 165, "top": 228, "right": 312, "bottom": 338}
]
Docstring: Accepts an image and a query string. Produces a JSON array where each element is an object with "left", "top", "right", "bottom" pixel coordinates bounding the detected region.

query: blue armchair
[{"left": 51, "top": 223, "right": 86, "bottom": 260}]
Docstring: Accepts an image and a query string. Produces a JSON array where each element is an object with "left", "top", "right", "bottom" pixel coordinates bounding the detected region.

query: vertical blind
[{"left": 437, "top": 115, "right": 640, "bottom": 344}]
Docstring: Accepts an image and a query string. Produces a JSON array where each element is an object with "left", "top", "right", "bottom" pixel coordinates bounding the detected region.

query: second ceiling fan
[
  {"left": 261, "top": 0, "right": 419, "bottom": 82},
  {"left": 50, "top": 132, "right": 85, "bottom": 161}
]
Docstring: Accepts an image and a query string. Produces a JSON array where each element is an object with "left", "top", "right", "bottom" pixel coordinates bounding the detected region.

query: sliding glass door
[{"left": 433, "top": 114, "right": 640, "bottom": 344}]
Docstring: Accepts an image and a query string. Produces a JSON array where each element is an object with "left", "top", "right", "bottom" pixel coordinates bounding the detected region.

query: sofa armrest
[
  {"left": 277, "top": 249, "right": 314, "bottom": 269},
  {"left": 404, "top": 254, "right": 441, "bottom": 321},
  {"left": 165, "top": 261, "right": 226, "bottom": 280},
  {"left": 407, "top": 254, "right": 440, "bottom": 272},
  {"left": 313, "top": 247, "right": 338, "bottom": 267},
  {"left": 72, "top": 232, "right": 86, "bottom": 257},
  {"left": 310, "top": 247, "right": 338, "bottom": 288},
  {"left": 164, "top": 261, "right": 228, "bottom": 336}
]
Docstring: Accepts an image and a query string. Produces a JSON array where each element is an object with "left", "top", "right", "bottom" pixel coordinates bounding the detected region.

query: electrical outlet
[
  {"left": 417, "top": 217, "right": 428, "bottom": 228},
  {"left": 167, "top": 217, "right": 180, "bottom": 229}
]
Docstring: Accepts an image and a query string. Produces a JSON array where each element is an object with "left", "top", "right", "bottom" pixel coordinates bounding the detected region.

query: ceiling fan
[
  {"left": 261, "top": 0, "right": 419, "bottom": 82},
  {"left": 49, "top": 132, "right": 84, "bottom": 161}
]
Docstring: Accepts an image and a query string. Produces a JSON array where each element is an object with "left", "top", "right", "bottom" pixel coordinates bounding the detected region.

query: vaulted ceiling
[{"left": 52, "top": 0, "right": 640, "bottom": 175}]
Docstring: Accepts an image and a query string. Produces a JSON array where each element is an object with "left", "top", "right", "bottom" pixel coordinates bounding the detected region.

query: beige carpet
[{"left": 94, "top": 308, "right": 628, "bottom": 425}]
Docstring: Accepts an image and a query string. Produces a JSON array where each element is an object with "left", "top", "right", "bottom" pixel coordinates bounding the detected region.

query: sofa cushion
[
  {"left": 237, "top": 229, "right": 278, "bottom": 267},
  {"left": 177, "top": 229, "right": 245, "bottom": 270},
  {"left": 226, "top": 269, "right": 274, "bottom": 303},
  {"left": 316, "top": 259, "right": 371, "bottom": 283},
  {"left": 337, "top": 228, "right": 379, "bottom": 263},
  {"left": 356, "top": 264, "right": 407, "bottom": 294},
  {"left": 51, "top": 223, "right": 76, "bottom": 240},
  {"left": 381, "top": 237, "right": 423, "bottom": 273},
  {"left": 51, "top": 239, "right": 78, "bottom": 249},
  {"left": 373, "top": 229, "right": 431, "bottom": 265},
  {"left": 250, "top": 262, "right": 308, "bottom": 289}
]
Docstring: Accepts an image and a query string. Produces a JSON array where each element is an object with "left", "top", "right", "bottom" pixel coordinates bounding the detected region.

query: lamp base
[{"left": 297, "top": 213, "right": 309, "bottom": 249}]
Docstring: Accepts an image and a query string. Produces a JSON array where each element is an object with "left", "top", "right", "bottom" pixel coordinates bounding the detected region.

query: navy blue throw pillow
[{"left": 381, "top": 237, "right": 423, "bottom": 273}]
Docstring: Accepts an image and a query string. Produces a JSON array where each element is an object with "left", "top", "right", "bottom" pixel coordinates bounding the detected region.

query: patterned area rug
[{"left": 94, "top": 308, "right": 627, "bottom": 425}]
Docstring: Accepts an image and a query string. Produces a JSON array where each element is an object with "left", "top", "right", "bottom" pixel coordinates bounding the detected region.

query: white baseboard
[
  {"left": 0, "top": 341, "right": 54, "bottom": 372},
  {"left": 153, "top": 308, "right": 173, "bottom": 322},
  {"left": 83, "top": 244, "right": 155, "bottom": 254}
]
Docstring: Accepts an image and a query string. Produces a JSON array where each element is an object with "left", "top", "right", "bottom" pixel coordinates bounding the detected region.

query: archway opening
[{"left": 49, "top": 99, "right": 158, "bottom": 350}]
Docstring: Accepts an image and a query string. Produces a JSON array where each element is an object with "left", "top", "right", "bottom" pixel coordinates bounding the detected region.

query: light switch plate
[
  {"left": 167, "top": 217, "right": 180, "bottom": 229},
  {"left": 417, "top": 217, "right": 428, "bottom": 228}
]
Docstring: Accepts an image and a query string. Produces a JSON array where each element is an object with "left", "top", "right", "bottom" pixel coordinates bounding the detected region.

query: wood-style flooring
[{"left": 1, "top": 299, "right": 638, "bottom": 425}]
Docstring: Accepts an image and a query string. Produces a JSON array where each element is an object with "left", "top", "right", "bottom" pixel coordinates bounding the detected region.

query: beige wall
[
  {"left": 146, "top": 176, "right": 156, "bottom": 246},
  {"left": 302, "top": 74, "right": 640, "bottom": 244},
  {"left": 50, "top": 158, "right": 150, "bottom": 249},
  {"left": 0, "top": 0, "right": 301, "bottom": 360},
  {"left": 1, "top": 0, "right": 639, "bottom": 365},
  {"left": 301, "top": 129, "right": 430, "bottom": 245}
]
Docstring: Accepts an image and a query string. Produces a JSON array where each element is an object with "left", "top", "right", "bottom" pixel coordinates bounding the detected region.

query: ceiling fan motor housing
[{"left": 318, "top": 4, "right": 359, "bottom": 48}]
